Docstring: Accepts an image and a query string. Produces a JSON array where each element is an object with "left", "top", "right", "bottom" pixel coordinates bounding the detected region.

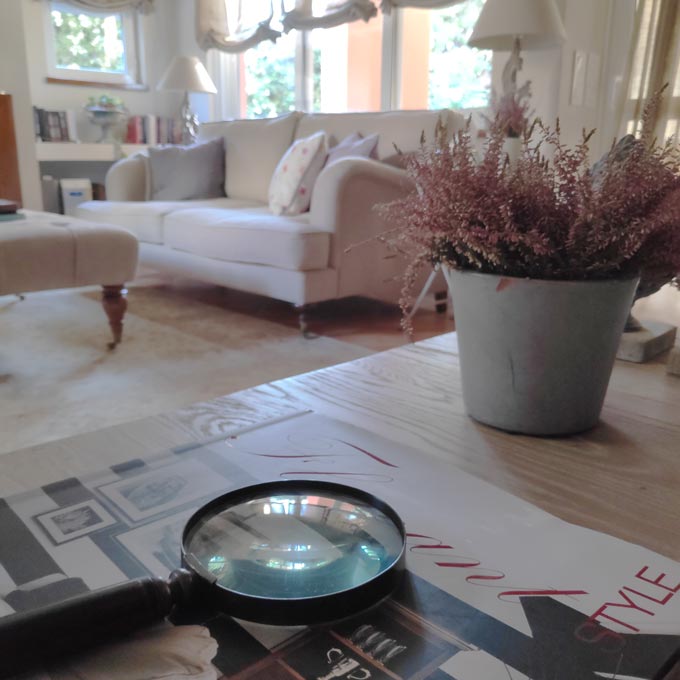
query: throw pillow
[
  {"left": 325, "top": 132, "right": 379, "bottom": 167},
  {"left": 269, "top": 131, "right": 328, "bottom": 216},
  {"left": 147, "top": 138, "right": 225, "bottom": 201}
]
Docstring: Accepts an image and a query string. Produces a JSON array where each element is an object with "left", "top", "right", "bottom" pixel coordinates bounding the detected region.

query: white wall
[
  {"left": 173, "top": 0, "right": 213, "bottom": 123},
  {"left": 556, "top": 0, "right": 636, "bottom": 156}
]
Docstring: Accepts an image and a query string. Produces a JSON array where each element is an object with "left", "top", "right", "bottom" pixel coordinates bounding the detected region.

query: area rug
[{"left": 0, "top": 286, "right": 373, "bottom": 455}]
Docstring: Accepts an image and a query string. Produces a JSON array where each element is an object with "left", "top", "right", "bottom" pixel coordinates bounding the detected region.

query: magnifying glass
[{"left": 0, "top": 481, "right": 405, "bottom": 677}]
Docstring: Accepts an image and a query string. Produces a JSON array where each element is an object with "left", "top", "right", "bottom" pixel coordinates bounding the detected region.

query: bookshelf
[{"left": 35, "top": 142, "right": 148, "bottom": 163}]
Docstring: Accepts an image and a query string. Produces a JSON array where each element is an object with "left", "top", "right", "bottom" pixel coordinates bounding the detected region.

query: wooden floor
[
  {"left": 140, "top": 277, "right": 455, "bottom": 352},
  {"left": 133, "top": 274, "right": 680, "bottom": 354}
]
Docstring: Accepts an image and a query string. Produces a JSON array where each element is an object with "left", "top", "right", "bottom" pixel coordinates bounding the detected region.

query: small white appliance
[{"left": 60, "top": 179, "right": 92, "bottom": 216}]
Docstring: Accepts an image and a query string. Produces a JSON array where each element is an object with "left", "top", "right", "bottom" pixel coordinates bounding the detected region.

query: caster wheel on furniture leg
[{"left": 295, "top": 304, "right": 318, "bottom": 339}]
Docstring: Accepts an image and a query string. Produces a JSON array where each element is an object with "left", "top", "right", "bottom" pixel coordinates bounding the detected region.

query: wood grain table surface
[{"left": 2, "top": 332, "right": 679, "bottom": 562}]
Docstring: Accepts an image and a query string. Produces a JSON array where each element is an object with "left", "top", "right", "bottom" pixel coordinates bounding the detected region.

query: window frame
[
  {"left": 44, "top": 1, "right": 143, "bottom": 87},
  {"left": 229, "top": 3, "right": 490, "bottom": 119}
]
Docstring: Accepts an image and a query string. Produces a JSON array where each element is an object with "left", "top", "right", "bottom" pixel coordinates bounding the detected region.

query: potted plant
[
  {"left": 84, "top": 94, "right": 128, "bottom": 143},
  {"left": 380, "top": 89, "right": 680, "bottom": 436},
  {"left": 483, "top": 81, "right": 533, "bottom": 164}
]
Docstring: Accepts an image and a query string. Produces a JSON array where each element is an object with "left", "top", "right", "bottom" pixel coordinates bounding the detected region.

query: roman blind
[
  {"left": 380, "top": 0, "right": 464, "bottom": 13},
  {"left": 198, "top": 0, "right": 468, "bottom": 52},
  {"left": 53, "top": 0, "right": 154, "bottom": 12},
  {"left": 196, "top": 0, "right": 281, "bottom": 53},
  {"left": 280, "top": 0, "right": 377, "bottom": 31}
]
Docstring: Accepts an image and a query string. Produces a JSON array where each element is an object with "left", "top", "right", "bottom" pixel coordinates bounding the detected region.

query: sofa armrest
[
  {"left": 309, "top": 158, "right": 417, "bottom": 302},
  {"left": 105, "top": 153, "right": 148, "bottom": 202},
  {"left": 310, "top": 157, "right": 414, "bottom": 247}
]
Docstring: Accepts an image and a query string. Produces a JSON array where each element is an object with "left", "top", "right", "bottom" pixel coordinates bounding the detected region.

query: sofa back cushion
[
  {"left": 295, "top": 109, "right": 466, "bottom": 159},
  {"left": 199, "top": 113, "right": 300, "bottom": 203}
]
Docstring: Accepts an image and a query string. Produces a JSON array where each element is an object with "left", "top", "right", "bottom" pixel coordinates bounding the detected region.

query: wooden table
[{"left": 3, "top": 332, "right": 680, "bottom": 564}]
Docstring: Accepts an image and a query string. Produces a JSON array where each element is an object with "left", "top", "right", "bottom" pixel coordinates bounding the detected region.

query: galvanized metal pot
[{"left": 444, "top": 269, "right": 639, "bottom": 436}]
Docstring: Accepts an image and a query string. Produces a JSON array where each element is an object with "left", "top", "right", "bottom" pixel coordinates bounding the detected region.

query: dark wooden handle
[{"left": 0, "top": 571, "right": 194, "bottom": 678}]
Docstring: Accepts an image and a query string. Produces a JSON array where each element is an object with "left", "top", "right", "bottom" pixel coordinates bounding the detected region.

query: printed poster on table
[{"left": 0, "top": 411, "right": 678, "bottom": 679}]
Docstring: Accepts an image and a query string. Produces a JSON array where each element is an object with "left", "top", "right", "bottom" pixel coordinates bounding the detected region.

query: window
[
  {"left": 233, "top": 0, "right": 487, "bottom": 118},
  {"left": 399, "top": 0, "right": 490, "bottom": 110},
  {"left": 309, "top": 15, "right": 383, "bottom": 113},
  {"left": 428, "top": 0, "right": 491, "bottom": 109},
  {"left": 45, "top": 2, "right": 142, "bottom": 86},
  {"left": 240, "top": 15, "right": 384, "bottom": 118},
  {"left": 242, "top": 30, "right": 298, "bottom": 118}
]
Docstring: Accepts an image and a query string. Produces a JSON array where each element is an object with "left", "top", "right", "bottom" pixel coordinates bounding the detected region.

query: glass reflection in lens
[{"left": 184, "top": 490, "right": 403, "bottom": 600}]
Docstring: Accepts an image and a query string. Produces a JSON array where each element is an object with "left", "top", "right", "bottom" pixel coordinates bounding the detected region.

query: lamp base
[
  {"left": 180, "top": 91, "right": 198, "bottom": 145},
  {"left": 501, "top": 37, "right": 523, "bottom": 96},
  {"left": 668, "top": 346, "right": 680, "bottom": 375}
]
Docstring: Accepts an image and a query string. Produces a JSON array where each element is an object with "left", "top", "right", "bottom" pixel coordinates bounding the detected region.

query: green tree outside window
[
  {"left": 244, "top": 33, "right": 296, "bottom": 119},
  {"left": 51, "top": 9, "right": 125, "bottom": 73},
  {"left": 243, "top": 0, "right": 490, "bottom": 117},
  {"left": 429, "top": 0, "right": 491, "bottom": 110}
]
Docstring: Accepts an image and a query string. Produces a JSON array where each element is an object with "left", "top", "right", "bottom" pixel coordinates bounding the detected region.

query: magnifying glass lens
[
  {"left": 0, "top": 482, "right": 406, "bottom": 674},
  {"left": 184, "top": 489, "right": 404, "bottom": 600}
]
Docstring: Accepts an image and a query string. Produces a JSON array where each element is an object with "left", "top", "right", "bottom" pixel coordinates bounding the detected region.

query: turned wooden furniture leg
[{"left": 102, "top": 285, "right": 128, "bottom": 350}]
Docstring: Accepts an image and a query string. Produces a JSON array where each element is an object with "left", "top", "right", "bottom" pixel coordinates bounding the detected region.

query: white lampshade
[
  {"left": 468, "top": 0, "right": 567, "bottom": 51},
  {"left": 157, "top": 56, "right": 218, "bottom": 94}
]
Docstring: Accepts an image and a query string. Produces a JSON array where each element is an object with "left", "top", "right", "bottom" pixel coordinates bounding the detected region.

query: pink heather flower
[{"left": 377, "top": 88, "right": 680, "bottom": 334}]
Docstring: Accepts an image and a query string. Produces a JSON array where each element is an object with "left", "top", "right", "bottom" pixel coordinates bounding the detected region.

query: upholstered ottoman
[{"left": 0, "top": 210, "right": 138, "bottom": 348}]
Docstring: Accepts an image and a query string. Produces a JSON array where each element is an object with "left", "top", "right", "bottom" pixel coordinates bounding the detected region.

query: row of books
[
  {"left": 33, "top": 107, "right": 77, "bottom": 142},
  {"left": 125, "top": 115, "right": 184, "bottom": 145},
  {"left": 33, "top": 107, "right": 182, "bottom": 145}
]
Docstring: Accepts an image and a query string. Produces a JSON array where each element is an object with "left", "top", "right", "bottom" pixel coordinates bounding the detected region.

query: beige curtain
[
  {"left": 197, "top": 0, "right": 467, "bottom": 51},
  {"left": 196, "top": 0, "right": 281, "bottom": 53},
  {"left": 619, "top": 0, "right": 680, "bottom": 140},
  {"left": 54, "top": 0, "right": 154, "bottom": 13},
  {"left": 380, "top": 0, "right": 464, "bottom": 14}
]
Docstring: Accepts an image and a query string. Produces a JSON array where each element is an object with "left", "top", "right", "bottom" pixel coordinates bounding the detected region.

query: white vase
[
  {"left": 502, "top": 136, "right": 522, "bottom": 165},
  {"left": 443, "top": 269, "right": 639, "bottom": 436}
]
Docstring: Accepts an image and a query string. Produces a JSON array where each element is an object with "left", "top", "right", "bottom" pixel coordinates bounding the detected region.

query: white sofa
[{"left": 75, "top": 109, "right": 466, "bottom": 325}]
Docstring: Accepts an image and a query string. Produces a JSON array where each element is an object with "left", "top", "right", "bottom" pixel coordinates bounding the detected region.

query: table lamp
[
  {"left": 468, "top": 0, "right": 566, "bottom": 96},
  {"left": 157, "top": 56, "right": 218, "bottom": 145}
]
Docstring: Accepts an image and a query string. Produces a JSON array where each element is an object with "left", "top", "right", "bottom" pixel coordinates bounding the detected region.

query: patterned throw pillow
[
  {"left": 325, "top": 132, "right": 379, "bottom": 167},
  {"left": 269, "top": 131, "right": 328, "bottom": 216}
]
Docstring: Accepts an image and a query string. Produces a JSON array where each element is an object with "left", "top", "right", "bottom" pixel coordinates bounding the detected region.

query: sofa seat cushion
[
  {"left": 75, "top": 198, "right": 262, "bottom": 245},
  {"left": 163, "top": 207, "right": 330, "bottom": 271}
]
